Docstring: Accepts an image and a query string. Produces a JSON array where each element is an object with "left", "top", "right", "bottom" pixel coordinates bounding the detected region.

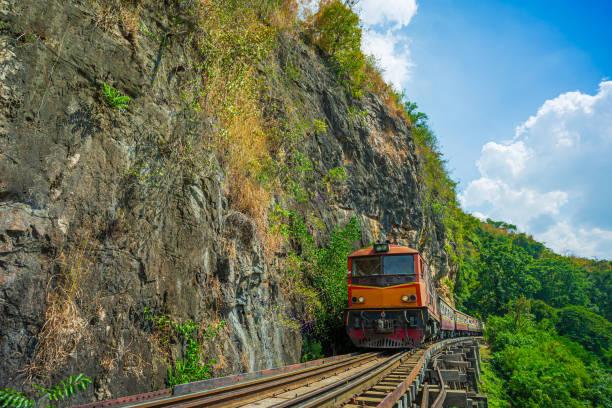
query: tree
[
  {"left": 484, "top": 309, "right": 609, "bottom": 408},
  {"left": 471, "top": 239, "right": 539, "bottom": 317},
  {"left": 527, "top": 257, "right": 591, "bottom": 308},
  {"left": 307, "top": 0, "right": 366, "bottom": 96},
  {"left": 556, "top": 305, "right": 612, "bottom": 359}
]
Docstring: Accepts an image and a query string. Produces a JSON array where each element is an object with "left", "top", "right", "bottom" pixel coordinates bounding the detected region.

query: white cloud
[
  {"left": 361, "top": 30, "right": 413, "bottom": 87},
  {"left": 462, "top": 80, "right": 612, "bottom": 259},
  {"left": 357, "top": 1, "right": 418, "bottom": 89},
  {"left": 476, "top": 141, "right": 532, "bottom": 180},
  {"left": 460, "top": 178, "right": 568, "bottom": 230},
  {"left": 471, "top": 212, "right": 487, "bottom": 221},
  {"left": 358, "top": 0, "right": 418, "bottom": 29},
  {"left": 537, "top": 222, "right": 612, "bottom": 259}
]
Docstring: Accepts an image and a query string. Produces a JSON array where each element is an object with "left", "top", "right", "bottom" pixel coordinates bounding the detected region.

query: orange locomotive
[{"left": 343, "top": 242, "right": 483, "bottom": 348}]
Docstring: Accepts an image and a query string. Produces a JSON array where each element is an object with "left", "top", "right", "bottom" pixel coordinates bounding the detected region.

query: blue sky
[{"left": 356, "top": 0, "right": 612, "bottom": 258}]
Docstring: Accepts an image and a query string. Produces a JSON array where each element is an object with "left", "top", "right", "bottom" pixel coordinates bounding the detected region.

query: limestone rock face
[
  {"left": 0, "top": 0, "right": 447, "bottom": 402},
  {"left": 270, "top": 34, "right": 447, "bottom": 272}
]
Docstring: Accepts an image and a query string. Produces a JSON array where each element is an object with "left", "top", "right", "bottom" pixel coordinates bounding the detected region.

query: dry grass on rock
[{"left": 27, "top": 235, "right": 94, "bottom": 379}]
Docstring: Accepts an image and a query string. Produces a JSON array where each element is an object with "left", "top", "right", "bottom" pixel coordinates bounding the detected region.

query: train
[{"left": 343, "top": 242, "right": 484, "bottom": 348}]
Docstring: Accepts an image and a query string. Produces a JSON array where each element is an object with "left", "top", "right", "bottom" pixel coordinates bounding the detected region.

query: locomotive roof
[{"left": 348, "top": 244, "right": 419, "bottom": 258}]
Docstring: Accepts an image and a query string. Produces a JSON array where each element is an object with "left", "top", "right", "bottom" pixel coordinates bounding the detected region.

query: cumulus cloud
[
  {"left": 357, "top": 1, "right": 417, "bottom": 88},
  {"left": 460, "top": 178, "right": 568, "bottom": 226},
  {"left": 461, "top": 81, "right": 612, "bottom": 259},
  {"left": 361, "top": 30, "right": 413, "bottom": 88},
  {"left": 358, "top": 0, "right": 418, "bottom": 29},
  {"left": 476, "top": 141, "right": 532, "bottom": 180},
  {"left": 537, "top": 222, "right": 612, "bottom": 259}
]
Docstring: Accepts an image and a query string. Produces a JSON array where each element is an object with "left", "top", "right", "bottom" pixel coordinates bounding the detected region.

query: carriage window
[
  {"left": 383, "top": 255, "right": 415, "bottom": 275},
  {"left": 352, "top": 256, "right": 381, "bottom": 276}
]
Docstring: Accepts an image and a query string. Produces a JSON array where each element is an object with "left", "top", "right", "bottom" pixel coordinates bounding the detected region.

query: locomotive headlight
[
  {"left": 401, "top": 295, "right": 410, "bottom": 302},
  {"left": 358, "top": 296, "right": 365, "bottom": 303},
  {"left": 373, "top": 242, "right": 389, "bottom": 252},
  {"left": 351, "top": 296, "right": 358, "bottom": 303},
  {"left": 409, "top": 294, "right": 417, "bottom": 302}
]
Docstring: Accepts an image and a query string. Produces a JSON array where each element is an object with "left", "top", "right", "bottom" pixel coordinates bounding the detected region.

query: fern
[
  {"left": 0, "top": 389, "right": 34, "bottom": 408},
  {"left": 36, "top": 373, "right": 92, "bottom": 402},
  {"left": 101, "top": 82, "right": 131, "bottom": 110},
  {"left": 0, "top": 374, "right": 91, "bottom": 408}
]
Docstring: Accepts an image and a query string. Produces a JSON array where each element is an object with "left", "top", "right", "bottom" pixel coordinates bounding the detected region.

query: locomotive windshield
[
  {"left": 384, "top": 255, "right": 415, "bottom": 275},
  {"left": 352, "top": 256, "right": 380, "bottom": 276},
  {"left": 352, "top": 255, "right": 415, "bottom": 276}
]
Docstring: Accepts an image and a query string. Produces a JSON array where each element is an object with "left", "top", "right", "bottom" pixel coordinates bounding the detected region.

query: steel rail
[
  {"left": 270, "top": 350, "right": 409, "bottom": 408},
  {"left": 267, "top": 338, "right": 476, "bottom": 408},
  {"left": 117, "top": 352, "right": 380, "bottom": 408},
  {"left": 71, "top": 337, "right": 482, "bottom": 408}
]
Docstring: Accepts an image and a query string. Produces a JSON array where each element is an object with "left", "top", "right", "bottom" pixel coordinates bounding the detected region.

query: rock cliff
[{"left": 0, "top": 0, "right": 448, "bottom": 402}]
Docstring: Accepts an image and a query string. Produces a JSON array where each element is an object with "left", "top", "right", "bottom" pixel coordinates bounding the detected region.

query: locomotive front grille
[
  {"left": 356, "top": 334, "right": 420, "bottom": 348},
  {"left": 345, "top": 308, "right": 427, "bottom": 349}
]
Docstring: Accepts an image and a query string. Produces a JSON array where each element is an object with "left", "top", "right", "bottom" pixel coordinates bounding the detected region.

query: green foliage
[
  {"left": 451, "top": 211, "right": 611, "bottom": 326},
  {"left": 272, "top": 210, "right": 361, "bottom": 347},
  {"left": 450, "top": 212, "right": 612, "bottom": 406},
  {"left": 308, "top": 0, "right": 366, "bottom": 97},
  {"left": 512, "top": 232, "right": 546, "bottom": 259},
  {"left": 324, "top": 166, "right": 346, "bottom": 183},
  {"left": 530, "top": 299, "right": 558, "bottom": 323},
  {"left": 471, "top": 239, "right": 540, "bottom": 316},
  {"left": 287, "top": 152, "right": 314, "bottom": 202},
  {"left": 479, "top": 354, "right": 510, "bottom": 408},
  {"left": 347, "top": 106, "right": 368, "bottom": 123},
  {"left": 145, "top": 309, "right": 225, "bottom": 387},
  {"left": 402, "top": 100, "right": 459, "bottom": 250},
  {"left": 556, "top": 305, "right": 612, "bottom": 360},
  {"left": 0, "top": 389, "right": 34, "bottom": 408},
  {"left": 484, "top": 303, "right": 612, "bottom": 407},
  {"left": 311, "top": 217, "right": 361, "bottom": 336},
  {"left": 311, "top": 119, "right": 328, "bottom": 134},
  {"left": 485, "top": 218, "right": 517, "bottom": 232},
  {"left": 573, "top": 259, "right": 612, "bottom": 320},
  {"left": 0, "top": 373, "right": 91, "bottom": 408},
  {"left": 36, "top": 374, "right": 92, "bottom": 403},
  {"left": 323, "top": 166, "right": 347, "bottom": 198},
  {"left": 528, "top": 257, "right": 591, "bottom": 308},
  {"left": 101, "top": 82, "right": 130, "bottom": 110},
  {"left": 301, "top": 338, "right": 324, "bottom": 362}
]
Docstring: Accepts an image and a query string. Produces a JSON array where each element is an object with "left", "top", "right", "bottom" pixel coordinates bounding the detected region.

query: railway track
[{"left": 73, "top": 337, "right": 477, "bottom": 408}]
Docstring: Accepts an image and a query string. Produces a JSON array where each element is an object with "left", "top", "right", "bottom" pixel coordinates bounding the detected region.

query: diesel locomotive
[{"left": 343, "top": 242, "right": 483, "bottom": 348}]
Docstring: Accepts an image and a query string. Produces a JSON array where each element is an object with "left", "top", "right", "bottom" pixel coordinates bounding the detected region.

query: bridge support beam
[{"left": 416, "top": 339, "right": 488, "bottom": 408}]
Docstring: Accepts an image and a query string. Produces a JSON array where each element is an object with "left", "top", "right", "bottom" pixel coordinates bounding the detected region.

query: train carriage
[
  {"left": 468, "top": 317, "right": 476, "bottom": 333},
  {"left": 454, "top": 310, "right": 469, "bottom": 334},
  {"left": 439, "top": 297, "right": 456, "bottom": 338}
]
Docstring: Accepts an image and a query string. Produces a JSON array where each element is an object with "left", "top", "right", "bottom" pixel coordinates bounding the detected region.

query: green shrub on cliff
[
  {"left": 145, "top": 310, "right": 225, "bottom": 386},
  {"left": 101, "top": 82, "right": 130, "bottom": 110},
  {"left": 306, "top": 0, "right": 366, "bottom": 97},
  {"left": 272, "top": 210, "right": 361, "bottom": 351}
]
